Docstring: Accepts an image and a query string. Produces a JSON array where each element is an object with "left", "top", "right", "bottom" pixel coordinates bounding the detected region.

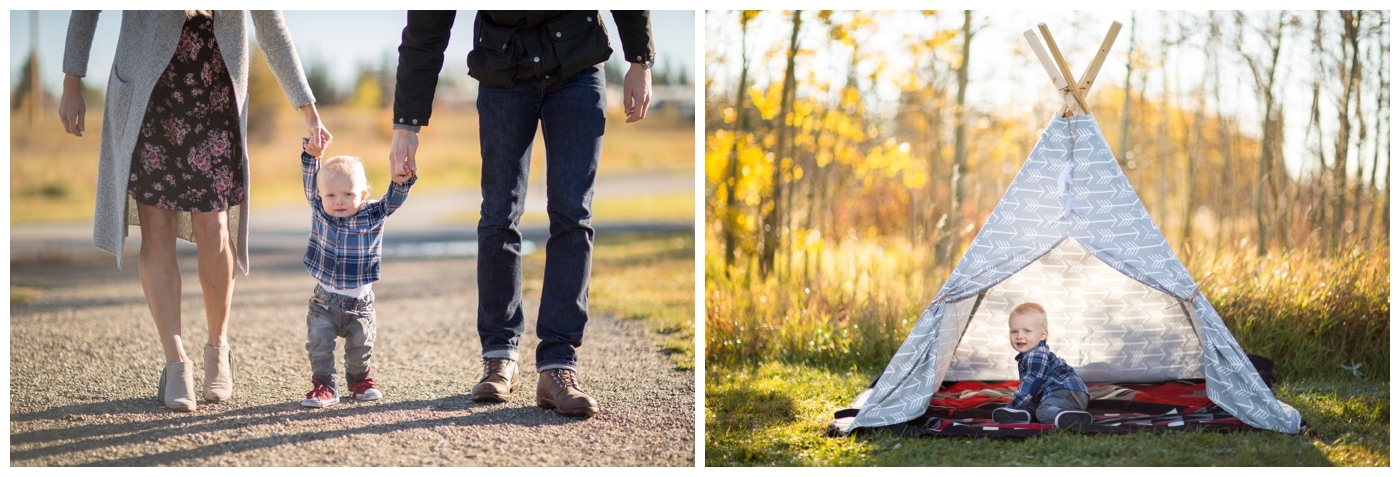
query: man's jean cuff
[
  {"left": 537, "top": 363, "right": 576, "bottom": 372},
  {"left": 483, "top": 349, "right": 520, "bottom": 361}
]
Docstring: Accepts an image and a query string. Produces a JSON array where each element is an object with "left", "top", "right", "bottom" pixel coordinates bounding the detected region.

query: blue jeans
[{"left": 476, "top": 64, "right": 605, "bottom": 370}]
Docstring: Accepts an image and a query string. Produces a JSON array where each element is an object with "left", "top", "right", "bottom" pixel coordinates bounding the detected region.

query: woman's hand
[
  {"left": 301, "top": 103, "right": 332, "bottom": 157},
  {"left": 58, "top": 73, "right": 87, "bottom": 137}
]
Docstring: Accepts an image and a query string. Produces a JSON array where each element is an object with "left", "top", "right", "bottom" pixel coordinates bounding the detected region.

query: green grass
[
  {"left": 705, "top": 237, "right": 1390, "bottom": 466},
  {"left": 706, "top": 360, "right": 1389, "bottom": 466},
  {"left": 592, "top": 190, "right": 695, "bottom": 224},
  {"left": 10, "top": 285, "right": 42, "bottom": 305},
  {"left": 546, "top": 230, "right": 695, "bottom": 370}
]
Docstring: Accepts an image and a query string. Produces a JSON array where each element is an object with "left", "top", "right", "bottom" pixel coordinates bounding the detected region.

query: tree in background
[
  {"left": 244, "top": 46, "right": 283, "bottom": 144},
  {"left": 347, "top": 65, "right": 385, "bottom": 110},
  {"left": 706, "top": 9, "right": 1390, "bottom": 290},
  {"left": 302, "top": 56, "right": 340, "bottom": 106},
  {"left": 11, "top": 51, "right": 43, "bottom": 113}
]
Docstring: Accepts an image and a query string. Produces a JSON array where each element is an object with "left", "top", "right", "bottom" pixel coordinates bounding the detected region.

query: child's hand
[
  {"left": 303, "top": 136, "right": 327, "bottom": 158},
  {"left": 392, "top": 168, "right": 415, "bottom": 185}
]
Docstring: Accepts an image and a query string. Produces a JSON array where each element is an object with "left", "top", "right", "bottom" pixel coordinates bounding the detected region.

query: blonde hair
[
  {"left": 1010, "top": 302, "right": 1048, "bottom": 327},
  {"left": 185, "top": 11, "right": 213, "bottom": 19},
  {"left": 318, "top": 156, "right": 370, "bottom": 192}
]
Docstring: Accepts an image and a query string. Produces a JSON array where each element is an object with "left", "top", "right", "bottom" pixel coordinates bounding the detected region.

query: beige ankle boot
[
  {"left": 158, "top": 362, "right": 197, "bottom": 412},
  {"left": 203, "top": 344, "right": 233, "bottom": 402}
]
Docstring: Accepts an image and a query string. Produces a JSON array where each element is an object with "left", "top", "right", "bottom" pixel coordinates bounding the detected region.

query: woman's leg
[
  {"left": 191, "top": 209, "right": 236, "bottom": 401},
  {"left": 136, "top": 203, "right": 187, "bottom": 364},
  {"left": 190, "top": 210, "right": 235, "bottom": 348}
]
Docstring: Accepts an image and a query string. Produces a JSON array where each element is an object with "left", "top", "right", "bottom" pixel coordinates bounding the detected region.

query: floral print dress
[{"left": 128, "top": 13, "right": 243, "bottom": 212}]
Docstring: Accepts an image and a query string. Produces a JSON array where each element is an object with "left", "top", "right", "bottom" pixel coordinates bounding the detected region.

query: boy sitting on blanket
[{"left": 993, "top": 302, "right": 1093, "bottom": 430}]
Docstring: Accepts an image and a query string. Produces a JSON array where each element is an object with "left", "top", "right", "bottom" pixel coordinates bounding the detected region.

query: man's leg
[
  {"left": 534, "top": 64, "right": 606, "bottom": 417},
  {"left": 472, "top": 77, "right": 543, "bottom": 401}
]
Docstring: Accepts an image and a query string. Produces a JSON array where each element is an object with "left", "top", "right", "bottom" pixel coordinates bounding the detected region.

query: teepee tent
[{"left": 832, "top": 24, "right": 1302, "bottom": 436}]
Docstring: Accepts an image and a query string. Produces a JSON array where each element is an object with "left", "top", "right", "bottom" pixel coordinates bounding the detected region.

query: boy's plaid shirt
[
  {"left": 1009, "top": 340, "right": 1088, "bottom": 410},
  {"left": 302, "top": 151, "right": 415, "bottom": 289}
]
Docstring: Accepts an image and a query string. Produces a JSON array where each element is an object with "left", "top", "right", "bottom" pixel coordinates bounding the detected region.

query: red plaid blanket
[{"left": 859, "top": 380, "right": 1255, "bottom": 437}]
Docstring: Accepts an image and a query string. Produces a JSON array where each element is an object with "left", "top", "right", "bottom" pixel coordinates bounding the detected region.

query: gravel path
[{"left": 9, "top": 181, "right": 696, "bottom": 467}]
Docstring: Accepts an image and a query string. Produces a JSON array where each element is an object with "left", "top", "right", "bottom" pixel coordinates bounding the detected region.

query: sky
[{"left": 8, "top": 10, "right": 696, "bottom": 92}]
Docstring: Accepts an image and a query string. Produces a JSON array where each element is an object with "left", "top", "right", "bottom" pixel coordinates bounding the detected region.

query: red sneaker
[
  {"left": 348, "top": 371, "right": 382, "bottom": 401},
  {"left": 301, "top": 378, "right": 339, "bottom": 408}
]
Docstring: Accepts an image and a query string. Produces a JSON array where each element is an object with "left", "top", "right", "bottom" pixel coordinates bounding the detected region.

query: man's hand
[
  {"left": 389, "top": 128, "right": 419, "bottom": 185},
  {"left": 301, "top": 103, "right": 333, "bottom": 157},
  {"left": 58, "top": 73, "right": 87, "bottom": 137},
  {"left": 623, "top": 62, "right": 652, "bottom": 123}
]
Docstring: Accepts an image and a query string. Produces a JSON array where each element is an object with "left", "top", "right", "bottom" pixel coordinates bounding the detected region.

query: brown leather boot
[
  {"left": 471, "top": 358, "right": 519, "bottom": 402},
  {"left": 536, "top": 368, "right": 599, "bottom": 418}
]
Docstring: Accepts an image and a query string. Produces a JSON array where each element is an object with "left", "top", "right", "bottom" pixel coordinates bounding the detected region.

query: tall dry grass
[
  {"left": 705, "top": 232, "right": 1390, "bottom": 381},
  {"left": 706, "top": 234, "right": 951, "bottom": 369},
  {"left": 1197, "top": 242, "right": 1391, "bottom": 380}
]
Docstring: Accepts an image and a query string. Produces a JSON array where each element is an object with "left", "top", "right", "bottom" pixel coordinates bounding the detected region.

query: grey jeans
[
  {"left": 1034, "top": 388, "right": 1090, "bottom": 424},
  {"left": 305, "top": 285, "right": 376, "bottom": 388}
]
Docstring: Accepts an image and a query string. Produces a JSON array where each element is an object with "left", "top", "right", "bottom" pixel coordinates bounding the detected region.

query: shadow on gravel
[{"left": 11, "top": 395, "right": 594, "bottom": 466}]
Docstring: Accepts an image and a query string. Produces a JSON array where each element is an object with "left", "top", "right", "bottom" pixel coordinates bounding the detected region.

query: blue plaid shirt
[
  {"left": 302, "top": 151, "right": 415, "bottom": 289},
  {"left": 1009, "top": 340, "right": 1088, "bottom": 410}
]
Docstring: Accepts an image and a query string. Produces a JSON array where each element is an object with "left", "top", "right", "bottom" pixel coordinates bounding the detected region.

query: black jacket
[{"left": 393, "top": 10, "right": 653, "bottom": 128}]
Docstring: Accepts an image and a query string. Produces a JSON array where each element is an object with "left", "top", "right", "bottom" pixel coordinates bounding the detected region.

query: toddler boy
[
  {"left": 299, "top": 138, "right": 415, "bottom": 407},
  {"left": 992, "top": 302, "right": 1093, "bottom": 430}
]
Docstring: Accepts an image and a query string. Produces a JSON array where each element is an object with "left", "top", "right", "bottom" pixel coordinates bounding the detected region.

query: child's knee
[{"left": 305, "top": 335, "right": 336, "bottom": 355}]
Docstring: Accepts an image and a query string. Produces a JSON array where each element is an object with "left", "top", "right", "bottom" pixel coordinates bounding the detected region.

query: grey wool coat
[{"left": 64, "top": 10, "right": 316, "bottom": 273}]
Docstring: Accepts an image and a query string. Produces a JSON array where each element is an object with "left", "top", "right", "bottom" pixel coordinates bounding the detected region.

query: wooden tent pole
[
  {"left": 1073, "top": 21, "right": 1122, "bottom": 103},
  {"left": 1038, "top": 23, "right": 1091, "bottom": 116},
  {"left": 1023, "top": 29, "right": 1075, "bottom": 113}
]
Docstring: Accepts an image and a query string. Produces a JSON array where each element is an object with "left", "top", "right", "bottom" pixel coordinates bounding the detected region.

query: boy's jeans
[
  {"left": 1034, "top": 388, "right": 1090, "bottom": 424},
  {"left": 306, "top": 285, "right": 377, "bottom": 389},
  {"left": 475, "top": 64, "right": 605, "bottom": 371}
]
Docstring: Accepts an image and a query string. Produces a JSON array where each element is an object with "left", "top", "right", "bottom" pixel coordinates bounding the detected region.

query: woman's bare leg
[
  {"left": 136, "top": 203, "right": 187, "bottom": 364},
  {"left": 190, "top": 210, "right": 234, "bottom": 348}
]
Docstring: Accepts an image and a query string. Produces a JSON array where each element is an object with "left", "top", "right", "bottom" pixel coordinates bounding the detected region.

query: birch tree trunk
[
  {"left": 937, "top": 10, "right": 973, "bottom": 265},
  {"left": 760, "top": 10, "right": 801, "bottom": 278},
  {"left": 723, "top": 11, "right": 755, "bottom": 273}
]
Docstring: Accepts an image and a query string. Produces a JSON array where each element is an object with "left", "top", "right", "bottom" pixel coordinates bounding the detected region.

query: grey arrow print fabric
[{"left": 846, "top": 115, "right": 1302, "bottom": 434}]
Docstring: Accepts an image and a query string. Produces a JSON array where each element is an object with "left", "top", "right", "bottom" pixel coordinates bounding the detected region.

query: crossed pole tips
[{"left": 1024, "top": 21, "right": 1122, "bottom": 117}]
